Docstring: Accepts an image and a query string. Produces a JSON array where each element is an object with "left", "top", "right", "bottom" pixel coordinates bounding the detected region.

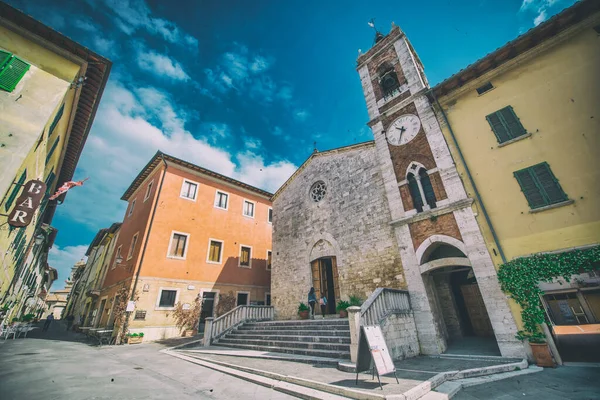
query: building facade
[
  {"left": 432, "top": 0, "right": 600, "bottom": 362},
  {"left": 99, "top": 152, "right": 273, "bottom": 341},
  {"left": 0, "top": 3, "right": 111, "bottom": 321},
  {"left": 273, "top": 25, "right": 526, "bottom": 358}
]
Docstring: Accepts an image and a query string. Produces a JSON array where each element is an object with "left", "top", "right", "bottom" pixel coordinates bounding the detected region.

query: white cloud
[
  {"left": 93, "top": 38, "right": 117, "bottom": 58},
  {"left": 73, "top": 18, "right": 100, "bottom": 33},
  {"left": 245, "top": 137, "right": 262, "bottom": 150},
  {"left": 518, "top": 0, "right": 572, "bottom": 28},
  {"left": 136, "top": 48, "right": 190, "bottom": 81},
  {"left": 48, "top": 245, "right": 88, "bottom": 290},
  {"left": 236, "top": 152, "right": 296, "bottom": 193},
  {"left": 294, "top": 109, "right": 309, "bottom": 122},
  {"left": 533, "top": 10, "right": 547, "bottom": 26},
  {"left": 277, "top": 86, "right": 293, "bottom": 101},
  {"left": 272, "top": 126, "right": 283, "bottom": 136},
  {"left": 103, "top": 0, "right": 198, "bottom": 50},
  {"left": 250, "top": 56, "right": 271, "bottom": 73}
]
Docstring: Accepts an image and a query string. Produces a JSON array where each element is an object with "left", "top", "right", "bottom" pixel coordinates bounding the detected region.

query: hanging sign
[
  {"left": 8, "top": 179, "right": 46, "bottom": 228},
  {"left": 355, "top": 325, "right": 398, "bottom": 390}
]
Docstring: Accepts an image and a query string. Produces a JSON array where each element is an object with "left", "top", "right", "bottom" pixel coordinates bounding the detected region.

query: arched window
[
  {"left": 407, "top": 173, "right": 423, "bottom": 212},
  {"left": 377, "top": 62, "right": 400, "bottom": 99},
  {"left": 419, "top": 168, "right": 437, "bottom": 209}
]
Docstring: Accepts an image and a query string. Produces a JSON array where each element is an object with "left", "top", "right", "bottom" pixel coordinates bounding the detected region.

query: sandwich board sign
[{"left": 355, "top": 325, "right": 398, "bottom": 390}]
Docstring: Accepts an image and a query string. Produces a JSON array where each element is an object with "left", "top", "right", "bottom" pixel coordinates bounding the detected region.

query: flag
[{"left": 49, "top": 178, "right": 88, "bottom": 200}]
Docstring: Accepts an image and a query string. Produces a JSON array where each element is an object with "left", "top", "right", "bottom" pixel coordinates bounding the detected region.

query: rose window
[{"left": 310, "top": 181, "right": 327, "bottom": 202}]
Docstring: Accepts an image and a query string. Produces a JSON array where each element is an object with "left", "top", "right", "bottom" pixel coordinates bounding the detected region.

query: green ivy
[{"left": 497, "top": 246, "right": 600, "bottom": 342}]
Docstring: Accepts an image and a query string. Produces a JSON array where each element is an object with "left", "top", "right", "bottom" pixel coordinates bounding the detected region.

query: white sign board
[
  {"left": 362, "top": 325, "right": 395, "bottom": 376},
  {"left": 126, "top": 301, "right": 135, "bottom": 312}
]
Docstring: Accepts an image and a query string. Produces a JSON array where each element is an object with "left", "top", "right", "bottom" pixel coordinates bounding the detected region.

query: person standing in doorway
[
  {"left": 308, "top": 287, "right": 317, "bottom": 319},
  {"left": 42, "top": 313, "right": 54, "bottom": 332},
  {"left": 319, "top": 295, "right": 328, "bottom": 318}
]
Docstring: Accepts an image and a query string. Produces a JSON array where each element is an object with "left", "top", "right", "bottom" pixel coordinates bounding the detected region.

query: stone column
[
  {"left": 347, "top": 306, "right": 361, "bottom": 363},
  {"left": 203, "top": 317, "right": 214, "bottom": 347}
]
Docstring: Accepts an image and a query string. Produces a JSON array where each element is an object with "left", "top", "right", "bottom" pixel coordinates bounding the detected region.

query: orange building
[{"left": 99, "top": 152, "right": 273, "bottom": 341}]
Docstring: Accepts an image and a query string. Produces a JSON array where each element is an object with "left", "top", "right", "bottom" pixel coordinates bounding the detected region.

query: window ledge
[
  {"left": 167, "top": 256, "right": 186, "bottom": 260},
  {"left": 497, "top": 132, "right": 532, "bottom": 148},
  {"left": 238, "top": 265, "right": 252, "bottom": 269},
  {"left": 206, "top": 260, "right": 222, "bottom": 265},
  {"left": 214, "top": 206, "right": 228, "bottom": 211},
  {"left": 154, "top": 307, "right": 175, "bottom": 311},
  {"left": 529, "top": 199, "right": 574, "bottom": 213}
]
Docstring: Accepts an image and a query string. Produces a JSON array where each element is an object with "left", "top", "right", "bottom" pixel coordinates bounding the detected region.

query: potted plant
[
  {"left": 336, "top": 300, "right": 350, "bottom": 318},
  {"left": 126, "top": 332, "right": 144, "bottom": 344},
  {"left": 173, "top": 297, "right": 202, "bottom": 337},
  {"left": 21, "top": 313, "right": 35, "bottom": 323},
  {"left": 349, "top": 296, "right": 363, "bottom": 307},
  {"left": 298, "top": 302, "right": 310, "bottom": 319},
  {"left": 518, "top": 331, "right": 555, "bottom": 367}
]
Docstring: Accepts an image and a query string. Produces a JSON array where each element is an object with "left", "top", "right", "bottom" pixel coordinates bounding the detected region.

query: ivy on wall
[{"left": 497, "top": 246, "right": 600, "bottom": 343}]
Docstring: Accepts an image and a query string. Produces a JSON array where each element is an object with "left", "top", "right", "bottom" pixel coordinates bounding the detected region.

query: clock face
[{"left": 387, "top": 114, "right": 421, "bottom": 146}]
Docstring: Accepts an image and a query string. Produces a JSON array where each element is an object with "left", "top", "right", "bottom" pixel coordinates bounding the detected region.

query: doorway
[
  {"left": 311, "top": 257, "right": 340, "bottom": 314},
  {"left": 200, "top": 292, "right": 216, "bottom": 324},
  {"left": 95, "top": 299, "right": 107, "bottom": 327}
]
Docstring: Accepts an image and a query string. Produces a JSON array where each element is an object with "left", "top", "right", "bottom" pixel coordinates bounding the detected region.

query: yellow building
[
  {"left": 0, "top": 3, "right": 111, "bottom": 322},
  {"left": 431, "top": 0, "right": 600, "bottom": 362}
]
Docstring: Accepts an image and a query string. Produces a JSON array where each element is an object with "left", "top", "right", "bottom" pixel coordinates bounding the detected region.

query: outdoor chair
[
  {"left": 1, "top": 324, "right": 18, "bottom": 340},
  {"left": 17, "top": 323, "right": 35, "bottom": 338}
]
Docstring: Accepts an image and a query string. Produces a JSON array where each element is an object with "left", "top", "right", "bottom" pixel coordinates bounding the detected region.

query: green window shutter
[
  {"left": 514, "top": 169, "right": 546, "bottom": 209},
  {"left": 4, "top": 170, "right": 27, "bottom": 211},
  {"left": 0, "top": 50, "right": 12, "bottom": 69},
  {"left": 407, "top": 174, "right": 424, "bottom": 212},
  {"left": 45, "top": 171, "right": 56, "bottom": 193},
  {"left": 46, "top": 136, "right": 60, "bottom": 163},
  {"left": 486, "top": 112, "right": 511, "bottom": 143},
  {"left": 498, "top": 106, "right": 526, "bottom": 139},
  {"left": 48, "top": 104, "right": 65, "bottom": 136},
  {"left": 0, "top": 56, "right": 30, "bottom": 92},
  {"left": 531, "top": 163, "right": 567, "bottom": 204},
  {"left": 419, "top": 169, "right": 437, "bottom": 209}
]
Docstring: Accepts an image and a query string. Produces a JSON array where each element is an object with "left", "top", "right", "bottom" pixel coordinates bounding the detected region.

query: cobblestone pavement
[
  {"left": 454, "top": 365, "right": 600, "bottom": 400},
  {"left": 0, "top": 321, "right": 295, "bottom": 400}
]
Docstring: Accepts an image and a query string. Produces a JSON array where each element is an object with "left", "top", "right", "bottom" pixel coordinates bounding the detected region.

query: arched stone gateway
[{"left": 308, "top": 236, "right": 341, "bottom": 315}]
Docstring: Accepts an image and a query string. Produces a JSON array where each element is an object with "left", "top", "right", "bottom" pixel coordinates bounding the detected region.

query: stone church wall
[
  {"left": 381, "top": 312, "right": 420, "bottom": 360},
  {"left": 272, "top": 144, "right": 405, "bottom": 320}
]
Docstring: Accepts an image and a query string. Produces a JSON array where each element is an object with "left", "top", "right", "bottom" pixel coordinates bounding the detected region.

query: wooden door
[
  {"left": 331, "top": 257, "right": 341, "bottom": 304},
  {"left": 460, "top": 284, "right": 494, "bottom": 337},
  {"left": 311, "top": 260, "right": 322, "bottom": 299}
]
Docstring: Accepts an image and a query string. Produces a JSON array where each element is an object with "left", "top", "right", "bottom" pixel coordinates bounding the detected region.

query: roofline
[
  {"left": 431, "top": 0, "right": 600, "bottom": 98},
  {"left": 121, "top": 151, "right": 274, "bottom": 201},
  {"left": 271, "top": 140, "right": 375, "bottom": 201}
]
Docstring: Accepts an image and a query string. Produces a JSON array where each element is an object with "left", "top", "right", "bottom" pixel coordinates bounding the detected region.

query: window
[
  {"left": 0, "top": 51, "right": 30, "bottom": 92},
  {"left": 243, "top": 200, "right": 255, "bottom": 218},
  {"left": 268, "top": 208, "right": 273, "bottom": 223},
  {"left": 419, "top": 169, "right": 437, "bottom": 209},
  {"left": 407, "top": 168, "right": 437, "bottom": 213},
  {"left": 112, "top": 246, "right": 122, "bottom": 269},
  {"left": 236, "top": 292, "right": 249, "bottom": 306},
  {"left": 407, "top": 173, "right": 423, "bottom": 213},
  {"left": 48, "top": 104, "right": 65, "bottom": 137},
  {"left": 134, "top": 310, "right": 146, "bottom": 320},
  {"left": 310, "top": 181, "right": 327, "bottom": 202},
  {"left": 514, "top": 162, "right": 568, "bottom": 210},
  {"left": 127, "top": 233, "right": 139, "bottom": 260},
  {"left": 168, "top": 232, "right": 189, "bottom": 259},
  {"left": 476, "top": 82, "right": 494, "bottom": 95},
  {"left": 207, "top": 239, "right": 223, "bottom": 263},
  {"left": 158, "top": 289, "right": 177, "bottom": 308},
  {"left": 377, "top": 62, "right": 401, "bottom": 100},
  {"left": 266, "top": 250, "right": 272, "bottom": 271},
  {"left": 144, "top": 181, "right": 153, "bottom": 202},
  {"left": 128, "top": 199, "right": 136, "bottom": 217},
  {"left": 180, "top": 179, "right": 198, "bottom": 201},
  {"left": 265, "top": 293, "right": 271, "bottom": 306},
  {"left": 485, "top": 106, "right": 527, "bottom": 144},
  {"left": 214, "top": 191, "right": 229, "bottom": 209},
  {"left": 5, "top": 170, "right": 27, "bottom": 211},
  {"left": 239, "top": 245, "right": 252, "bottom": 268},
  {"left": 46, "top": 137, "right": 60, "bottom": 163}
]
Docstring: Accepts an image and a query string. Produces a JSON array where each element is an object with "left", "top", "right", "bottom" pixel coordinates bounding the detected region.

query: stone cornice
[{"left": 389, "top": 198, "right": 474, "bottom": 227}]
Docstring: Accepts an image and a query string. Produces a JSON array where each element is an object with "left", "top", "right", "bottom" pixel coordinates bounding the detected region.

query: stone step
[
  {"left": 233, "top": 329, "right": 351, "bottom": 337},
  {"left": 215, "top": 342, "right": 350, "bottom": 359},
  {"left": 226, "top": 334, "right": 351, "bottom": 344},
  {"left": 219, "top": 338, "right": 351, "bottom": 352},
  {"left": 248, "top": 319, "right": 348, "bottom": 327},
  {"left": 238, "top": 325, "right": 350, "bottom": 332}
]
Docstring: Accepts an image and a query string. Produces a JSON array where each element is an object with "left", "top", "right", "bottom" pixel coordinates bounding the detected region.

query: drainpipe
[
  {"left": 429, "top": 90, "right": 507, "bottom": 264},
  {"left": 130, "top": 153, "right": 168, "bottom": 300}
]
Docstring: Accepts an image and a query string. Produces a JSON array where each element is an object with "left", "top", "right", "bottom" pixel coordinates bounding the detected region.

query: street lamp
[{"left": 34, "top": 234, "right": 45, "bottom": 245}]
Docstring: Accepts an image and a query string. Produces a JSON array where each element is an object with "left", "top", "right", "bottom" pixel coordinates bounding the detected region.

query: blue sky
[{"left": 5, "top": 0, "right": 576, "bottom": 288}]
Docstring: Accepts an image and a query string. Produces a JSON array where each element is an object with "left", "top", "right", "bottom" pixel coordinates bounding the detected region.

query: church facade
[{"left": 272, "top": 25, "right": 526, "bottom": 358}]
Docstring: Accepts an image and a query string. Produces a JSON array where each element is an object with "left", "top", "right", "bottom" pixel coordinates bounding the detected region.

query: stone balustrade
[{"left": 203, "top": 305, "right": 274, "bottom": 346}]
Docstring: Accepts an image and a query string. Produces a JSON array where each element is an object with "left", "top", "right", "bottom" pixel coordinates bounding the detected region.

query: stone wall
[
  {"left": 381, "top": 312, "right": 420, "bottom": 360},
  {"left": 272, "top": 144, "right": 405, "bottom": 320}
]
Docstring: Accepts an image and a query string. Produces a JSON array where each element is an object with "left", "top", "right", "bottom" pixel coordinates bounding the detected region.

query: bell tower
[{"left": 356, "top": 25, "right": 524, "bottom": 358}]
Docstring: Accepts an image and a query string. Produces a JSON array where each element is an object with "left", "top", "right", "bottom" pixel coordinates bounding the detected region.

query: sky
[{"left": 5, "top": 0, "right": 577, "bottom": 288}]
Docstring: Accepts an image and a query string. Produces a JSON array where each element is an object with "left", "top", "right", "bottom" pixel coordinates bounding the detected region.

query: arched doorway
[
  {"left": 420, "top": 242, "right": 499, "bottom": 355},
  {"left": 311, "top": 257, "right": 340, "bottom": 315}
]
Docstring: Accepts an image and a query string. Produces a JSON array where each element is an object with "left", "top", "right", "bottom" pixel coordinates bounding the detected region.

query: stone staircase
[{"left": 215, "top": 319, "right": 351, "bottom": 359}]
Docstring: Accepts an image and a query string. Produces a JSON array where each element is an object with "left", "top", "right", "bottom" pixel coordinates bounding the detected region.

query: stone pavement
[
  {"left": 0, "top": 321, "right": 296, "bottom": 400},
  {"left": 453, "top": 365, "right": 600, "bottom": 400}
]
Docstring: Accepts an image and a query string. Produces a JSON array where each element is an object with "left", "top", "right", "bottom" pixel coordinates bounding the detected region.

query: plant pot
[
  {"left": 339, "top": 310, "right": 348, "bottom": 318},
  {"left": 298, "top": 310, "right": 309, "bottom": 320},
  {"left": 127, "top": 336, "right": 143, "bottom": 344},
  {"left": 182, "top": 329, "right": 195, "bottom": 337},
  {"left": 529, "top": 342, "right": 555, "bottom": 367}
]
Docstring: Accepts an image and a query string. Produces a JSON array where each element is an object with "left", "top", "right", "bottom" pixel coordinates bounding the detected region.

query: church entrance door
[{"left": 311, "top": 257, "right": 340, "bottom": 314}]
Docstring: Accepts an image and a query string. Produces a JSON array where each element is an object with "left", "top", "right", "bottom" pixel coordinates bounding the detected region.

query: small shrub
[
  {"left": 336, "top": 300, "right": 351, "bottom": 312},
  {"left": 21, "top": 314, "right": 35, "bottom": 322},
  {"left": 215, "top": 291, "right": 237, "bottom": 316},
  {"left": 349, "top": 296, "right": 363, "bottom": 307},
  {"left": 138, "top": 332, "right": 144, "bottom": 337},
  {"left": 297, "top": 302, "right": 309, "bottom": 313},
  {"left": 131, "top": 333, "right": 139, "bottom": 337}
]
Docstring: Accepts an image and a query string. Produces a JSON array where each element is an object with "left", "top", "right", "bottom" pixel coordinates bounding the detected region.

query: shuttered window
[
  {"left": 46, "top": 137, "right": 60, "bottom": 163},
  {"left": 485, "top": 106, "right": 527, "bottom": 144},
  {"left": 0, "top": 53, "right": 30, "bottom": 92},
  {"left": 407, "top": 173, "right": 423, "bottom": 213},
  {"left": 514, "top": 162, "right": 568, "bottom": 209},
  {"left": 419, "top": 169, "right": 437, "bottom": 209},
  {"left": 48, "top": 104, "right": 65, "bottom": 136},
  {"left": 5, "top": 170, "right": 27, "bottom": 211}
]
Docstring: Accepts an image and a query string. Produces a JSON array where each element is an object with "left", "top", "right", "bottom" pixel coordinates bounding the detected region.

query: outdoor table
[{"left": 94, "top": 329, "right": 114, "bottom": 346}]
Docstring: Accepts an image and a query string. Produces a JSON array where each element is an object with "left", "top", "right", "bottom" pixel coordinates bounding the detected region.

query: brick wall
[{"left": 409, "top": 213, "right": 463, "bottom": 251}]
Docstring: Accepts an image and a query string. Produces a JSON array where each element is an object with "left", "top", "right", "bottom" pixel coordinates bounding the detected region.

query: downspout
[
  {"left": 429, "top": 90, "right": 507, "bottom": 264},
  {"left": 129, "top": 154, "right": 168, "bottom": 300}
]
